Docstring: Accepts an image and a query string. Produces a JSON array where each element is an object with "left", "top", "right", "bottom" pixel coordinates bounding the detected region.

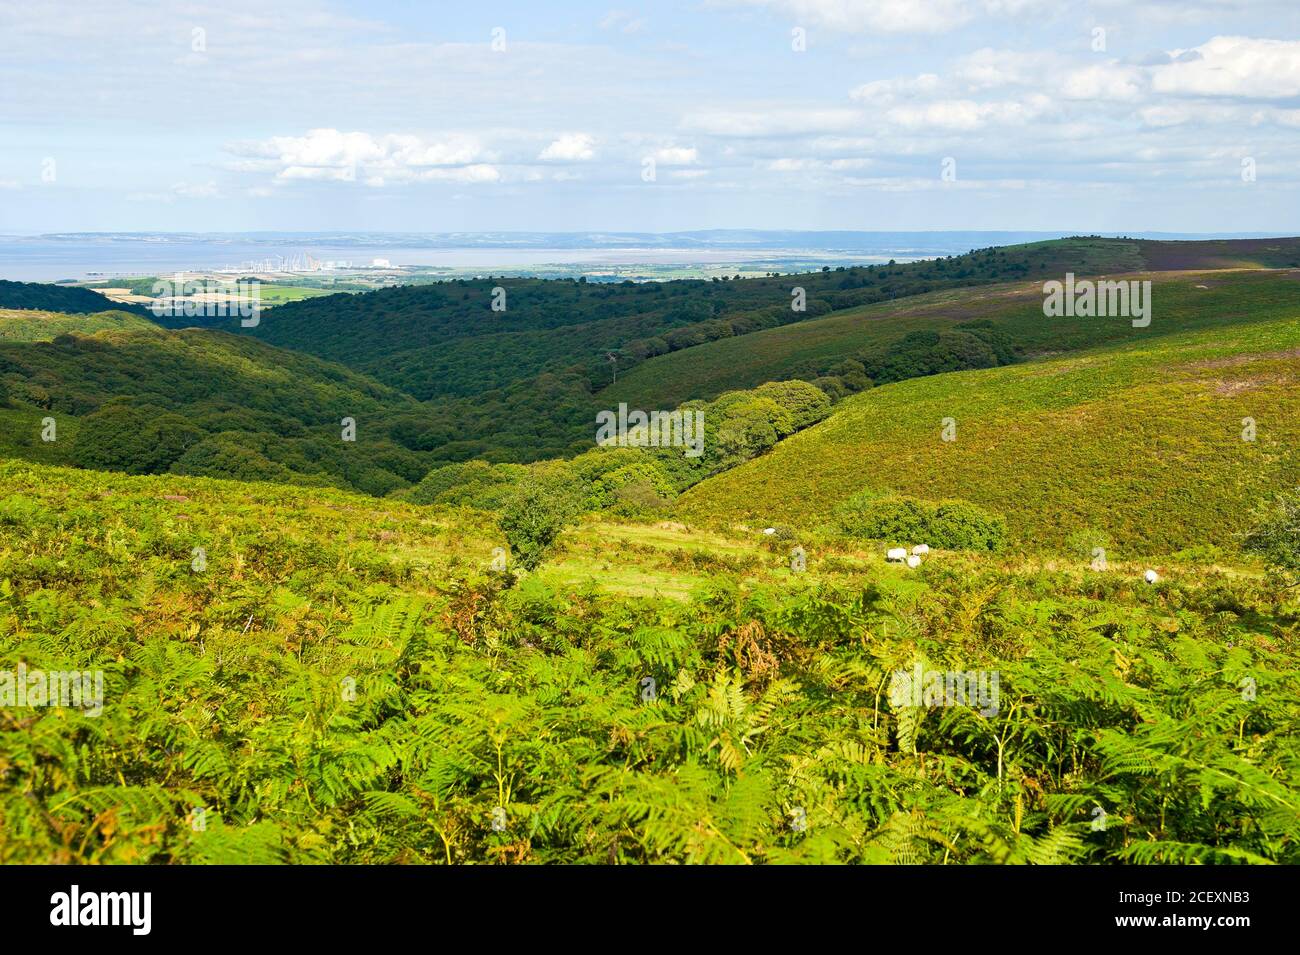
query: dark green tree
[{"left": 497, "top": 474, "right": 583, "bottom": 571}]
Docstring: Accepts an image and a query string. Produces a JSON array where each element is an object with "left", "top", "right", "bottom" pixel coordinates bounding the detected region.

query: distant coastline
[{"left": 1, "top": 230, "right": 1294, "bottom": 282}]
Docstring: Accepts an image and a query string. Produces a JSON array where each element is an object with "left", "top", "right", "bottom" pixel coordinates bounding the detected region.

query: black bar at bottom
[{"left": 0, "top": 864, "right": 1285, "bottom": 941}]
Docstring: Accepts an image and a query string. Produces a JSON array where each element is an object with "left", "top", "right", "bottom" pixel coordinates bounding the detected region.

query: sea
[{"left": 0, "top": 231, "right": 1285, "bottom": 283}]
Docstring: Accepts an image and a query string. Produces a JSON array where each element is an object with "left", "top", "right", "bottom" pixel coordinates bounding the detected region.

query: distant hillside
[
  {"left": 0, "top": 279, "right": 153, "bottom": 318},
  {"left": 679, "top": 314, "right": 1300, "bottom": 554},
  {"left": 605, "top": 268, "right": 1300, "bottom": 410},
  {"left": 0, "top": 316, "right": 443, "bottom": 495},
  {"left": 0, "top": 307, "right": 156, "bottom": 342},
  {"left": 240, "top": 236, "right": 1143, "bottom": 400},
  {"left": 1136, "top": 237, "right": 1300, "bottom": 271},
  {"left": 3, "top": 236, "right": 1296, "bottom": 479}
]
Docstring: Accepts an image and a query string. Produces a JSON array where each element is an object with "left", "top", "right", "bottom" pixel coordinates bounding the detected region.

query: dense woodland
[
  {"left": 247, "top": 239, "right": 1109, "bottom": 399},
  {"left": 0, "top": 238, "right": 1156, "bottom": 492},
  {"left": 0, "top": 280, "right": 151, "bottom": 318}
]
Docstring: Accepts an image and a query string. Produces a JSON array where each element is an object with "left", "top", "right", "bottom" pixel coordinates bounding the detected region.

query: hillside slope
[
  {"left": 0, "top": 280, "right": 152, "bottom": 317},
  {"left": 679, "top": 314, "right": 1300, "bottom": 554},
  {"left": 0, "top": 307, "right": 156, "bottom": 342},
  {"left": 606, "top": 269, "right": 1300, "bottom": 410},
  {"left": 2, "top": 458, "right": 1296, "bottom": 864},
  {"left": 243, "top": 236, "right": 1143, "bottom": 399},
  {"left": 1136, "top": 237, "right": 1300, "bottom": 270},
  {"left": 0, "top": 318, "right": 443, "bottom": 494}
]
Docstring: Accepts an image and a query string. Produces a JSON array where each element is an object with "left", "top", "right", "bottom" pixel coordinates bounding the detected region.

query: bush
[
  {"left": 810, "top": 376, "right": 847, "bottom": 400},
  {"left": 610, "top": 480, "right": 671, "bottom": 517},
  {"left": 497, "top": 474, "right": 584, "bottom": 571},
  {"left": 404, "top": 460, "right": 512, "bottom": 507},
  {"left": 750, "top": 380, "right": 832, "bottom": 434},
  {"left": 593, "top": 460, "right": 676, "bottom": 514},
  {"left": 1244, "top": 490, "right": 1300, "bottom": 578},
  {"left": 835, "top": 492, "right": 1008, "bottom": 551}
]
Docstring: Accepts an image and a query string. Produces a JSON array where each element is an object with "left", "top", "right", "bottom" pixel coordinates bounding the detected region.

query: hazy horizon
[{"left": 6, "top": 228, "right": 1296, "bottom": 282}]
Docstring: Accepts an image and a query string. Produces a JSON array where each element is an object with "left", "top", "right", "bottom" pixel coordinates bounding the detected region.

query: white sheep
[
  {"left": 912, "top": 544, "right": 930, "bottom": 556},
  {"left": 886, "top": 547, "right": 907, "bottom": 562},
  {"left": 762, "top": 527, "right": 776, "bottom": 536},
  {"left": 1144, "top": 569, "right": 1159, "bottom": 584},
  {"left": 906, "top": 554, "right": 922, "bottom": 569}
]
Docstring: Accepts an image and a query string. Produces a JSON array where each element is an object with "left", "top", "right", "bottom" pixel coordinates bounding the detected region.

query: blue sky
[{"left": 1, "top": 0, "right": 1297, "bottom": 233}]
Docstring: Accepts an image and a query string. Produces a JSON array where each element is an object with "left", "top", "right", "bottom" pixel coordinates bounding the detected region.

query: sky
[{"left": 1, "top": 0, "right": 1298, "bottom": 234}]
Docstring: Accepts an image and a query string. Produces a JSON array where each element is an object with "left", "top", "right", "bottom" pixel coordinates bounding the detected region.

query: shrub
[
  {"left": 750, "top": 380, "right": 832, "bottom": 434},
  {"left": 497, "top": 474, "right": 583, "bottom": 571},
  {"left": 594, "top": 460, "right": 676, "bottom": 514},
  {"left": 835, "top": 492, "right": 1008, "bottom": 551},
  {"left": 1244, "top": 490, "right": 1300, "bottom": 579},
  {"left": 810, "top": 376, "right": 847, "bottom": 400},
  {"left": 404, "top": 460, "right": 512, "bottom": 507},
  {"left": 610, "top": 480, "right": 672, "bottom": 517}
]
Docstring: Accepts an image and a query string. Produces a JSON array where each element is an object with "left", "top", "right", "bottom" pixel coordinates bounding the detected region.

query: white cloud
[
  {"left": 850, "top": 74, "right": 941, "bottom": 103},
  {"left": 950, "top": 49, "right": 1058, "bottom": 91},
  {"left": 229, "top": 128, "right": 500, "bottom": 186},
  {"left": 365, "top": 165, "right": 501, "bottom": 187},
  {"left": 1139, "top": 104, "right": 1193, "bottom": 127},
  {"left": 387, "top": 135, "right": 486, "bottom": 166},
  {"left": 1151, "top": 36, "right": 1300, "bottom": 99},
  {"left": 722, "top": 0, "right": 1051, "bottom": 34},
  {"left": 653, "top": 146, "right": 699, "bottom": 165},
  {"left": 125, "top": 181, "right": 220, "bottom": 202},
  {"left": 725, "top": 0, "right": 972, "bottom": 33},
  {"left": 765, "top": 157, "right": 872, "bottom": 173},
  {"left": 1058, "top": 64, "right": 1145, "bottom": 101},
  {"left": 886, "top": 95, "right": 1051, "bottom": 130},
  {"left": 173, "top": 181, "right": 220, "bottom": 199},
  {"left": 767, "top": 158, "right": 816, "bottom": 171},
  {"left": 539, "top": 133, "right": 597, "bottom": 161}
]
